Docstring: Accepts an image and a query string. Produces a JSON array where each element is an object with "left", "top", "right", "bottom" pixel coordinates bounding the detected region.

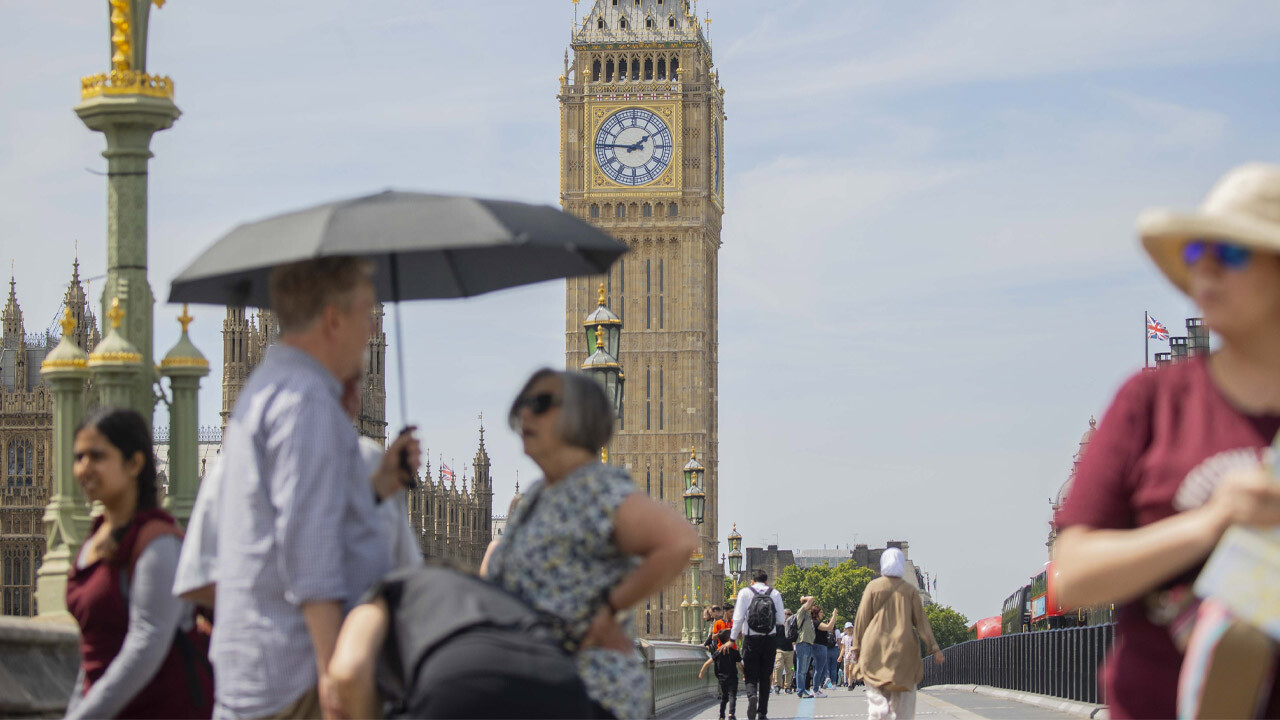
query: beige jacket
[{"left": 851, "top": 576, "right": 940, "bottom": 691}]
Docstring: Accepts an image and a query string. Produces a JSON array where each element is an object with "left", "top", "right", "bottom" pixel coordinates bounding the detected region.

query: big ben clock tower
[{"left": 561, "top": 0, "right": 725, "bottom": 640}]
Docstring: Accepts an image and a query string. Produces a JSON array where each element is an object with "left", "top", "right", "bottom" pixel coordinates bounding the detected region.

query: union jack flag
[
  {"left": 1147, "top": 315, "right": 1169, "bottom": 341},
  {"left": 441, "top": 464, "right": 456, "bottom": 485}
]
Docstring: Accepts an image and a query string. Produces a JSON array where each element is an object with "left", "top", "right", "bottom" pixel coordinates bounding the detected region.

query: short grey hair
[{"left": 508, "top": 368, "right": 614, "bottom": 452}]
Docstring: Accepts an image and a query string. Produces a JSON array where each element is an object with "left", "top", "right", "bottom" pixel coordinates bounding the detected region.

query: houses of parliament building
[{"left": 0, "top": 276, "right": 493, "bottom": 617}]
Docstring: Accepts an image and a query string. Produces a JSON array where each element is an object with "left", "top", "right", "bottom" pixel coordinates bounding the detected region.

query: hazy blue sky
[{"left": 5, "top": 1, "right": 1280, "bottom": 621}]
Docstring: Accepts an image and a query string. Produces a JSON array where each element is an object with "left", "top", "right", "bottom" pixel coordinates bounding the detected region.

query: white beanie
[{"left": 880, "top": 548, "right": 905, "bottom": 578}]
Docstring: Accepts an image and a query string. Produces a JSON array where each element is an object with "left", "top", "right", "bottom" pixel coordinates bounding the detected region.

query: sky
[{"left": 4, "top": 1, "right": 1280, "bottom": 622}]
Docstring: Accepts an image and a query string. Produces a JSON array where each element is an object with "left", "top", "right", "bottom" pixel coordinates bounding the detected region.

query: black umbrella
[{"left": 169, "top": 190, "right": 627, "bottom": 428}]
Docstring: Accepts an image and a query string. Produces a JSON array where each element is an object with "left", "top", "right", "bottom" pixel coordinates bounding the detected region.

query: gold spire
[
  {"left": 178, "top": 303, "right": 193, "bottom": 333},
  {"left": 597, "top": 282, "right": 606, "bottom": 306},
  {"left": 59, "top": 307, "right": 76, "bottom": 336},
  {"left": 690, "top": 447, "right": 696, "bottom": 460},
  {"left": 107, "top": 297, "right": 125, "bottom": 329},
  {"left": 596, "top": 324, "right": 605, "bottom": 349}
]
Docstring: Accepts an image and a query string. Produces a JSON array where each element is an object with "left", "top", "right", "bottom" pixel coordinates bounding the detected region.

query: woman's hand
[
  {"left": 581, "top": 606, "right": 631, "bottom": 653},
  {"left": 1207, "top": 464, "right": 1280, "bottom": 530},
  {"left": 933, "top": 651, "right": 945, "bottom": 665}
]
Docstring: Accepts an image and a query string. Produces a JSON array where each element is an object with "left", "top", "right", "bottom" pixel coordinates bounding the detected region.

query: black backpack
[
  {"left": 784, "top": 613, "right": 800, "bottom": 644},
  {"left": 372, "top": 564, "right": 597, "bottom": 718},
  {"left": 746, "top": 585, "right": 777, "bottom": 634}
]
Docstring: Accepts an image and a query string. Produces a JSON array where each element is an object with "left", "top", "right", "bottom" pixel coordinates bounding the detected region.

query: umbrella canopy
[
  {"left": 168, "top": 191, "right": 627, "bottom": 307},
  {"left": 168, "top": 190, "right": 628, "bottom": 434}
]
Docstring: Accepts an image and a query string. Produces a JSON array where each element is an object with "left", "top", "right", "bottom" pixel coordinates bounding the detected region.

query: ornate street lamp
[
  {"left": 727, "top": 522, "right": 743, "bottom": 597},
  {"left": 582, "top": 284, "right": 624, "bottom": 462},
  {"left": 681, "top": 449, "right": 706, "bottom": 643},
  {"left": 581, "top": 327, "right": 623, "bottom": 414}
]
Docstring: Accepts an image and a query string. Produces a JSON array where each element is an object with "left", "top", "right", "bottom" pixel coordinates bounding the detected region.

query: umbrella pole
[{"left": 390, "top": 254, "right": 409, "bottom": 431}]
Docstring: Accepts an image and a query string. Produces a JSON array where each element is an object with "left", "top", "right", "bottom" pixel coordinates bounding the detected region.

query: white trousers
[{"left": 866, "top": 684, "right": 917, "bottom": 720}]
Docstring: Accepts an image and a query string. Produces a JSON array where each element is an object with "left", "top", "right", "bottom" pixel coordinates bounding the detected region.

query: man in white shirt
[{"left": 729, "top": 570, "right": 786, "bottom": 720}]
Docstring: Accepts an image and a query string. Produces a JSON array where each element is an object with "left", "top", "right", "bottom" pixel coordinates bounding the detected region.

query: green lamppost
[
  {"left": 76, "top": 0, "right": 181, "bottom": 425},
  {"left": 159, "top": 305, "right": 209, "bottom": 525},
  {"left": 681, "top": 450, "right": 706, "bottom": 644},
  {"left": 581, "top": 284, "right": 624, "bottom": 462},
  {"left": 36, "top": 311, "right": 91, "bottom": 620},
  {"left": 727, "top": 523, "right": 743, "bottom": 599},
  {"left": 90, "top": 298, "right": 144, "bottom": 410},
  {"left": 40, "top": 0, "right": 204, "bottom": 619}
]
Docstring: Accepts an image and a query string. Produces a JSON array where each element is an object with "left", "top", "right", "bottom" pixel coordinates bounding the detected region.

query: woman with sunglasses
[
  {"left": 482, "top": 368, "right": 698, "bottom": 719},
  {"left": 1055, "top": 163, "right": 1280, "bottom": 718},
  {"left": 65, "top": 408, "right": 213, "bottom": 719}
]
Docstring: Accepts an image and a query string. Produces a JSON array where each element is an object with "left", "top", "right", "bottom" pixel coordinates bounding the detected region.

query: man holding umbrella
[{"left": 210, "top": 258, "right": 421, "bottom": 719}]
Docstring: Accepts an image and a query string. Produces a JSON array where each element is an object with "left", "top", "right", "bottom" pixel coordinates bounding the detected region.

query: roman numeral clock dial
[{"left": 594, "top": 108, "right": 673, "bottom": 186}]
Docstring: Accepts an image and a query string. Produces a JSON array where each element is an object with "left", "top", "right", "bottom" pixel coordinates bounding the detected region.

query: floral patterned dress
[{"left": 485, "top": 462, "right": 646, "bottom": 719}]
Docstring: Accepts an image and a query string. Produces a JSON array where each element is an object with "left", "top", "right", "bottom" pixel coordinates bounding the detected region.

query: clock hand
[
  {"left": 597, "top": 143, "right": 640, "bottom": 150},
  {"left": 626, "top": 134, "right": 652, "bottom": 151}
]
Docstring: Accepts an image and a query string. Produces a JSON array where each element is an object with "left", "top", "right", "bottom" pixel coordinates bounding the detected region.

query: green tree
[
  {"left": 923, "top": 604, "right": 970, "bottom": 650},
  {"left": 723, "top": 576, "right": 736, "bottom": 607},
  {"left": 771, "top": 561, "right": 877, "bottom": 627}
]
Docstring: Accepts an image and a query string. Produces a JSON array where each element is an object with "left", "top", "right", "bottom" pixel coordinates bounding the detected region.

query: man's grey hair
[{"left": 508, "top": 368, "right": 615, "bottom": 452}]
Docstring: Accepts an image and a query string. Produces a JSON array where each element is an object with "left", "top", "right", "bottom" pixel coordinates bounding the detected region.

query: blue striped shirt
[{"left": 211, "top": 346, "right": 389, "bottom": 717}]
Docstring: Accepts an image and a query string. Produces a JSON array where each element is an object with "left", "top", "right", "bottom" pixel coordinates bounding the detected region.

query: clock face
[{"left": 595, "top": 108, "right": 674, "bottom": 186}]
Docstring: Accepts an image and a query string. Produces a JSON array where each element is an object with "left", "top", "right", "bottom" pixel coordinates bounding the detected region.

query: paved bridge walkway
[{"left": 683, "top": 686, "right": 1084, "bottom": 720}]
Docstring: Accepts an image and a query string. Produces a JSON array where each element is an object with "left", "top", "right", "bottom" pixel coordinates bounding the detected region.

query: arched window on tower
[
  {"left": 642, "top": 203, "right": 652, "bottom": 217},
  {"left": 671, "top": 57, "right": 679, "bottom": 78},
  {"left": 598, "top": 17, "right": 605, "bottom": 29},
  {"left": 592, "top": 59, "right": 601, "bottom": 81},
  {"left": 615, "top": 204, "right": 626, "bottom": 219},
  {"left": 644, "top": 58, "right": 653, "bottom": 80},
  {"left": 657, "top": 57, "right": 666, "bottom": 79},
  {"left": 590, "top": 204, "right": 601, "bottom": 219},
  {"left": 605, "top": 59, "right": 615, "bottom": 82},
  {"left": 631, "top": 58, "right": 640, "bottom": 81},
  {"left": 619, "top": 16, "right": 628, "bottom": 31},
  {"left": 629, "top": 202, "right": 639, "bottom": 218},
  {"left": 7, "top": 438, "right": 33, "bottom": 488},
  {"left": 668, "top": 202, "right": 678, "bottom": 217},
  {"left": 646, "top": 17, "right": 654, "bottom": 30},
  {"left": 669, "top": 15, "right": 676, "bottom": 28}
]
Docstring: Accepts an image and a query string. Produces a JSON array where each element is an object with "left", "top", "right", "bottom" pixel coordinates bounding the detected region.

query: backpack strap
[{"left": 118, "top": 519, "right": 184, "bottom": 603}]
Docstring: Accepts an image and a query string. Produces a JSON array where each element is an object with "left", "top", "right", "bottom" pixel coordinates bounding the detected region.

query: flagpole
[{"left": 1145, "top": 311, "right": 1149, "bottom": 369}]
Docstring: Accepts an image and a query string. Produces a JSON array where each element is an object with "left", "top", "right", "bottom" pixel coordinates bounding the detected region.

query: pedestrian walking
[
  {"left": 210, "top": 258, "right": 421, "bottom": 719},
  {"left": 700, "top": 628, "right": 744, "bottom": 720},
  {"left": 728, "top": 570, "right": 786, "bottom": 720},
  {"left": 792, "top": 595, "right": 818, "bottom": 698},
  {"left": 838, "top": 622, "right": 857, "bottom": 689},
  {"left": 1055, "top": 163, "right": 1280, "bottom": 718},
  {"left": 64, "top": 408, "right": 213, "bottom": 719},
  {"left": 173, "top": 377, "right": 421, "bottom": 609},
  {"left": 772, "top": 609, "right": 794, "bottom": 695},
  {"left": 851, "top": 548, "right": 943, "bottom": 720}
]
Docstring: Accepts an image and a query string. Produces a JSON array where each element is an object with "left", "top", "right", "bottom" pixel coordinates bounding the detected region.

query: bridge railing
[
  {"left": 921, "top": 624, "right": 1114, "bottom": 705},
  {"left": 636, "top": 640, "right": 718, "bottom": 718}
]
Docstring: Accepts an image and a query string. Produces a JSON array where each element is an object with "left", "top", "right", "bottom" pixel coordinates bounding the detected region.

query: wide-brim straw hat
[{"left": 1138, "top": 162, "right": 1280, "bottom": 294}]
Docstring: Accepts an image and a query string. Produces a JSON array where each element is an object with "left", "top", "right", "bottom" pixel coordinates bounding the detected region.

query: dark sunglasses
[
  {"left": 1183, "top": 240, "right": 1252, "bottom": 270},
  {"left": 514, "top": 393, "right": 562, "bottom": 416}
]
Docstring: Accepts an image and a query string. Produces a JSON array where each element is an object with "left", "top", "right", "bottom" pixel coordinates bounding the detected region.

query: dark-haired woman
[{"left": 65, "top": 408, "right": 212, "bottom": 719}]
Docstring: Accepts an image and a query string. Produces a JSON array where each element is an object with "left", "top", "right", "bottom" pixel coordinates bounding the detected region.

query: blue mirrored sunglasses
[{"left": 1182, "top": 240, "right": 1252, "bottom": 270}]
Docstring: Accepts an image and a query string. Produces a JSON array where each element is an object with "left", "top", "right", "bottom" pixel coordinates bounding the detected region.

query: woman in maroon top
[
  {"left": 1055, "top": 163, "right": 1280, "bottom": 719},
  {"left": 64, "top": 408, "right": 212, "bottom": 719}
]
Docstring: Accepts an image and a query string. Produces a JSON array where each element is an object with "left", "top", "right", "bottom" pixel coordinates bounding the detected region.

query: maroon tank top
[{"left": 66, "top": 509, "right": 213, "bottom": 719}]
